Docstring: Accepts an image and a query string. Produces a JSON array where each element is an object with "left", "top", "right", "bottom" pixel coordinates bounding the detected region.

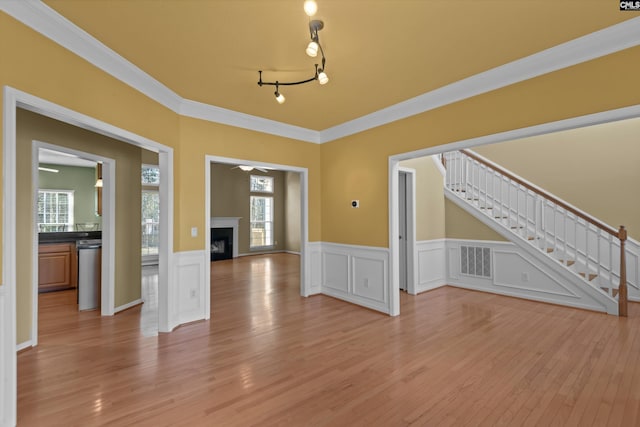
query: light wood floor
[{"left": 17, "top": 253, "right": 640, "bottom": 426}]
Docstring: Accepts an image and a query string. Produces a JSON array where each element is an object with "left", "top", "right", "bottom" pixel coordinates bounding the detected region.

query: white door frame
[
  {"left": 30, "top": 141, "right": 117, "bottom": 347},
  {"left": 205, "top": 155, "right": 311, "bottom": 310},
  {"left": 398, "top": 167, "right": 416, "bottom": 295},
  {"left": 388, "top": 103, "right": 640, "bottom": 318},
  {"left": 2, "top": 86, "right": 175, "bottom": 426}
]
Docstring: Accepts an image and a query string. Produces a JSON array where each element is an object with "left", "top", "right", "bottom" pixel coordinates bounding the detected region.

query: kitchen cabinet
[{"left": 38, "top": 242, "right": 78, "bottom": 293}]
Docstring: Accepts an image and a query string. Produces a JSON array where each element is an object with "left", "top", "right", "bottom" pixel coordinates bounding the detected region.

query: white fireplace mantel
[{"left": 211, "top": 217, "right": 241, "bottom": 258}]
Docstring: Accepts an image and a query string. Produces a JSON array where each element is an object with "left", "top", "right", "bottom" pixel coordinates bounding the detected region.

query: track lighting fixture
[{"left": 257, "top": 1, "right": 329, "bottom": 104}]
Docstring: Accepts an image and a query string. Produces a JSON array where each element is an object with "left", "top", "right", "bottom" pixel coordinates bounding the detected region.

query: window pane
[
  {"left": 250, "top": 195, "right": 273, "bottom": 247},
  {"left": 142, "top": 166, "right": 160, "bottom": 185},
  {"left": 37, "top": 190, "right": 74, "bottom": 232},
  {"left": 250, "top": 175, "right": 274, "bottom": 193},
  {"left": 142, "top": 190, "right": 160, "bottom": 256}
]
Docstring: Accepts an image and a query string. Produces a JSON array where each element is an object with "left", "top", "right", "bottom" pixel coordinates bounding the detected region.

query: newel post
[{"left": 619, "top": 225, "right": 628, "bottom": 317}]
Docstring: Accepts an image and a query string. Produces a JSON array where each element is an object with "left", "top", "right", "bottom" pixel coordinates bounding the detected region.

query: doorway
[
  {"left": 205, "top": 155, "right": 311, "bottom": 319},
  {"left": 398, "top": 168, "right": 415, "bottom": 294}
]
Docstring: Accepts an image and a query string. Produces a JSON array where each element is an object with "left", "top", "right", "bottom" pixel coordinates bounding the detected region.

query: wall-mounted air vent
[{"left": 461, "top": 246, "right": 491, "bottom": 278}]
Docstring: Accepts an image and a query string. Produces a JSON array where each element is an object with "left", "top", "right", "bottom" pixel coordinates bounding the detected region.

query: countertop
[{"left": 39, "top": 231, "right": 102, "bottom": 244}]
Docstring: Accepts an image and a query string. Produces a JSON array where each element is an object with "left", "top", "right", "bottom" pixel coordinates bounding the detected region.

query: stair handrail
[{"left": 454, "top": 149, "right": 628, "bottom": 316}]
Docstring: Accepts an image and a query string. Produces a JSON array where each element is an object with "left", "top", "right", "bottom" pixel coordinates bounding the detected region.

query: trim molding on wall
[
  {"left": 1, "top": 1, "right": 638, "bottom": 144},
  {"left": 444, "top": 239, "right": 616, "bottom": 314},
  {"left": 414, "top": 239, "right": 447, "bottom": 295},
  {"left": 320, "top": 242, "right": 390, "bottom": 314},
  {"left": 173, "top": 250, "right": 208, "bottom": 327}
]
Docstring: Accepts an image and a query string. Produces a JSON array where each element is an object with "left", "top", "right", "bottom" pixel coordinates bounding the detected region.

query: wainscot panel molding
[
  {"left": 414, "top": 239, "right": 447, "bottom": 295},
  {"left": 445, "top": 239, "right": 616, "bottom": 314},
  {"left": 625, "top": 238, "right": 640, "bottom": 302},
  {"left": 173, "top": 250, "right": 208, "bottom": 326},
  {"left": 321, "top": 243, "right": 390, "bottom": 314}
]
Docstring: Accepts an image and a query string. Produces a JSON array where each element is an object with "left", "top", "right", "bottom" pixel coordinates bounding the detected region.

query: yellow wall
[
  {"left": 16, "top": 109, "right": 142, "bottom": 343},
  {"left": 444, "top": 199, "right": 507, "bottom": 241},
  {"left": 319, "top": 45, "right": 640, "bottom": 247},
  {"left": 473, "top": 117, "right": 640, "bottom": 241}
]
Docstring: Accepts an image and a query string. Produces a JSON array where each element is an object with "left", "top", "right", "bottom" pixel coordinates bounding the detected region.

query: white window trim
[
  {"left": 249, "top": 195, "right": 274, "bottom": 249},
  {"left": 38, "top": 188, "right": 75, "bottom": 229}
]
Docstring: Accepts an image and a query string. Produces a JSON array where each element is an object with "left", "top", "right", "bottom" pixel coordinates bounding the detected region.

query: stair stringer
[{"left": 445, "top": 187, "right": 618, "bottom": 315}]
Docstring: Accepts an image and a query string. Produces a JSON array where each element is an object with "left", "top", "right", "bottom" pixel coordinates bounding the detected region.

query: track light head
[
  {"left": 318, "top": 71, "right": 329, "bottom": 85},
  {"left": 274, "top": 84, "right": 285, "bottom": 104},
  {"left": 306, "top": 41, "right": 319, "bottom": 57}
]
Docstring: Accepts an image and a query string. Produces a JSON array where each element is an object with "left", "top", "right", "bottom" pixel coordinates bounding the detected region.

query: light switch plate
[{"left": 191, "top": 227, "right": 198, "bottom": 237}]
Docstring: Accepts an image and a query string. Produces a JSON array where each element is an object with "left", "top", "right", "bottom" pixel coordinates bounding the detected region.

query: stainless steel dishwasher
[{"left": 77, "top": 239, "right": 101, "bottom": 311}]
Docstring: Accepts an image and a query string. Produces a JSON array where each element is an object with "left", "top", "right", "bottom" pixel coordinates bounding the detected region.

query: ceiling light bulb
[
  {"left": 275, "top": 92, "right": 285, "bottom": 104},
  {"left": 303, "top": 0, "right": 318, "bottom": 17},
  {"left": 238, "top": 165, "right": 254, "bottom": 172},
  {"left": 306, "top": 41, "right": 319, "bottom": 57},
  {"left": 318, "top": 71, "right": 329, "bottom": 85}
]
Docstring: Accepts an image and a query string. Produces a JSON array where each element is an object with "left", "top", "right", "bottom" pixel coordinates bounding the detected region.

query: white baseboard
[
  {"left": 320, "top": 242, "right": 390, "bottom": 314},
  {"left": 16, "top": 341, "right": 32, "bottom": 352},
  {"left": 115, "top": 298, "right": 144, "bottom": 313}
]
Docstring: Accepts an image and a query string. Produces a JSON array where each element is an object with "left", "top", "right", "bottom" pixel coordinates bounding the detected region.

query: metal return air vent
[{"left": 461, "top": 246, "right": 492, "bottom": 278}]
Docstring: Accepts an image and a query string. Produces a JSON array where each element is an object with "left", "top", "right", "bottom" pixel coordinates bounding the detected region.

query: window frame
[
  {"left": 249, "top": 175, "right": 274, "bottom": 194},
  {"left": 249, "top": 195, "right": 274, "bottom": 249},
  {"left": 37, "top": 189, "right": 75, "bottom": 232},
  {"left": 141, "top": 164, "right": 160, "bottom": 187}
]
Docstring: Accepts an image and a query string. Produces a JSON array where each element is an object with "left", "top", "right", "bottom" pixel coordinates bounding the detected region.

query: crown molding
[
  {"left": 2, "top": 1, "right": 639, "bottom": 144},
  {"left": 179, "top": 99, "right": 321, "bottom": 143}
]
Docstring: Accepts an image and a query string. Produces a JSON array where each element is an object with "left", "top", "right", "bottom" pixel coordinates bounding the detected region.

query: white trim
[
  {"left": 114, "top": 298, "right": 144, "bottom": 314},
  {"left": 320, "top": 242, "right": 391, "bottom": 314},
  {"left": 431, "top": 155, "right": 446, "bottom": 177},
  {"left": 2, "top": 86, "right": 176, "bottom": 425},
  {"left": 2, "top": 87, "right": 18, "bottom": 427},
  {"left": 398, "top": 167, "right": 416, "bottom": 295},
  {"left": 205, "top": 155, "right": 311, "bottom": 301},
  {"left": 173, "top": 250, "right": 208, "bottom": 325},
  {"left": 445, "top": 239, "right": 616, "bottom": 314},
  {"left": 15, "top": 341, "right": 32, "bottom": 353},
  {"left": 414, "top": 239, "right": 447, "bottom": 294},
  {"left": 1, "top": 2, "right": 638, "bottom": 143}
]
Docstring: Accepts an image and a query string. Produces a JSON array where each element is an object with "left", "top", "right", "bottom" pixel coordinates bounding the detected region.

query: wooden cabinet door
[{"left": 38, "top": 242, "right": 77, "bottom": 292}]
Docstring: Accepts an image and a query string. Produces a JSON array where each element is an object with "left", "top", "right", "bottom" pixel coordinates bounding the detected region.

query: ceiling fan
[{"left": 231, "top": 165, "right": 269, "bottom": 173}]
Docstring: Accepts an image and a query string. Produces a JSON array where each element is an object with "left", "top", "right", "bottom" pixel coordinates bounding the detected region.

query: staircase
[{"left": 442, "top": 149, "right": 630, "bottom": 316}]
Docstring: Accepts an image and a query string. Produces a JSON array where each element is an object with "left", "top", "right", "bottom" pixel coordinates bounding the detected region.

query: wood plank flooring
[{"left": 17, "top": 253, "right": 640, "bottom": 426}]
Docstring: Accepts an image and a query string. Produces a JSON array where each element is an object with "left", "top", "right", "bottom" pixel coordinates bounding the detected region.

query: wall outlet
[
  {"left": 190, "top": 289, "right": 197, "bottom": 298},
  {"left": 351, "top": 200, "right": 359, "bottom": 208},
  {"left": 191, "top": 227, "right": 198, "bottom": 237},
  {"left": 521, "top": 272, "right": 529, "bottom": 282}
]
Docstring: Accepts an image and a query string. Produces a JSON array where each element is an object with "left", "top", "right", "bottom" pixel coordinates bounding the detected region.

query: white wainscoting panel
[
  {"left": 306, "top": 242, "right": 323, "bottom": 296},
  {"left": 414, "top": 239, "right": 447, "bottom": 294},
  {"left": 321, "top": 243, "right": 390, "bottom": 314},
  {"left": 173, "top": 250, "right": 208, "bottom": 325},
  {"left": 626, "top": 239, "right": 640, "bottom": 302},
  {"left": 446, "top": 239, "right": 615, "bottom": 314}
]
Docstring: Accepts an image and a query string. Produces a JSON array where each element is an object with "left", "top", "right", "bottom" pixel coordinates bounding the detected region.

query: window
[
  {"left": 142, "top": 190, "right": 160, "bottom": 256},
  {"left": 250, "top": 175, "right": 273, "bottom": 193},
  {"left": 141, "top": 165, "right": 160, "bottom": 186},
  {"left": 141, "top": 166, "right": 160, "bottom": 257},
  {"left": 249, "top": 175, "right": 274, "bottom": 248},
  {"left": 250, "top": 196, "right": 273, "bottom": 248},
  {"left": 38, "top": 190, "right": 74, "bottom": 232}
]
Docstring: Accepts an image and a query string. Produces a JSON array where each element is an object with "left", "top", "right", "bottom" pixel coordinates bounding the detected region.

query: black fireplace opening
[{"left": 211, "top": 227, "right": 233, "bottom": 261}]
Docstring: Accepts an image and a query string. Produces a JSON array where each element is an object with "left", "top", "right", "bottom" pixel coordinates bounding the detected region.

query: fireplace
[{"left": 211, "top": 227, "right": 233, "bottom": 261}]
